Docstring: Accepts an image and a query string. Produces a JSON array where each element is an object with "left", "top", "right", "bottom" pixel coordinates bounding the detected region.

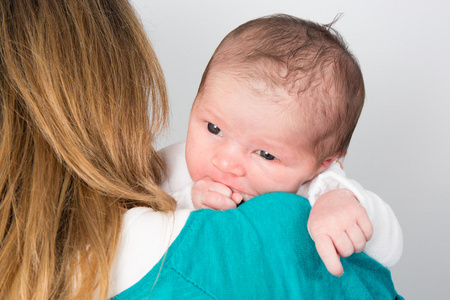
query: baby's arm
[{"left": 299, "top": 162, "right": 403, "bottom": 274}]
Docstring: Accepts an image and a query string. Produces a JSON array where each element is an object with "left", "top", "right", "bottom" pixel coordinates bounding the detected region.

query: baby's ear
[{"left": 316, "top": 153, "right": 343, "bottom": 174}]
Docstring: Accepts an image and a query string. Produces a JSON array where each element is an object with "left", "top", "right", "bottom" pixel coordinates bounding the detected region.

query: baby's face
[{"left": 185, "top": 74, "right": 322, "bottom": 201}]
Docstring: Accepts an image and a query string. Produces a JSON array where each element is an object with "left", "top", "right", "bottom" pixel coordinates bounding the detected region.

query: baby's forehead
[
  {"left": 211, "top": 58, "right": 332, "bottom": 98},
  {"left": 242, "top": 73, "right": 331, "bottom": 118},
  {"left": 203, "top": 68, "right": 328, "bottom": 119}
]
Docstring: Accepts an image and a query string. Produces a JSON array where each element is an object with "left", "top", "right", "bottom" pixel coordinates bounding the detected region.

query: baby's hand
[
  {"left": 307, "top": 189, "right": 373, "bottom": 277},
  {"left": 192, "top": 177, "right": 243, "bottom": 210}
]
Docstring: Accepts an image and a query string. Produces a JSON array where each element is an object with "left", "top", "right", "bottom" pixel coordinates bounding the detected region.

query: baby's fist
[
  {"left": 308, "top": 189, "right": 373, "bottom": 276},
  {"left": 191, "top": 177, "right": 243, "bottom": 210}
]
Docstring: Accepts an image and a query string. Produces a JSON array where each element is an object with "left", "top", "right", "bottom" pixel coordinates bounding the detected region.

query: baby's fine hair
[{"left": 198, "top": 14, "right": 365, "bottom": 164}]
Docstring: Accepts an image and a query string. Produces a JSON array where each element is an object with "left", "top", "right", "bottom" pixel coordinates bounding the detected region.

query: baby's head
[{"left": 186, "top": 14, "right": 365, "bottom": 200}]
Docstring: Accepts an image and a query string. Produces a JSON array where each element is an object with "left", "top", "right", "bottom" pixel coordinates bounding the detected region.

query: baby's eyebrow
[{"left": 202, "top": 105, "right": 222, "bottom": 120}]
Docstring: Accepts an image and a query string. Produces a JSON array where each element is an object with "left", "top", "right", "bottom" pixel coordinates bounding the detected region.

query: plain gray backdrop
[{"left": 131, "top": 0, "right": 450, "bottom": 298}]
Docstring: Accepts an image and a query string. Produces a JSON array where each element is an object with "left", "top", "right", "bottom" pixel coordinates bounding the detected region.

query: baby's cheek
[
  {"left": 186, "top": 160, "right": 201, "bottom": 182},
  {"left": 251, "top": 183, "right": 274, "bottom": 197},
  {"left": 187, "top": 167, "right": 203, "bottom": 182},
  {"left": 254, "top": 179, "right": 300, "bottom": 196}
]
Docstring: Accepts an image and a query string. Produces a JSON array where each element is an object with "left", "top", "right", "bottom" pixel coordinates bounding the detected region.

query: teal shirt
[{"left": 112, "top": 193, "right": 402, "bottom": 299}]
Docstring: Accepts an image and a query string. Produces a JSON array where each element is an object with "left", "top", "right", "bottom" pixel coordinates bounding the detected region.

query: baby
[{"left": 160, "top": 14, "right": 402, "bottom": 276}]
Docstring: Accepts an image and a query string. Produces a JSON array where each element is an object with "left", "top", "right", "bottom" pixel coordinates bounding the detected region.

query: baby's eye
[
  {"left": 256, "top": 150, "right": 276, "bottom": 161},
  {"left": 207, "top": 122, "right": 222, "bottom": 136}
]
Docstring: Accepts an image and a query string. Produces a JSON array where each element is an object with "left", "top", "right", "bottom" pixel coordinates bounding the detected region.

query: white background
[{"left": 131, "top": 0, "right": 450, "bottom": 298}]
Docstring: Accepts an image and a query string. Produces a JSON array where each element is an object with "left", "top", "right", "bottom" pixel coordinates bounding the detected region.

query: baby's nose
[{"left": 212, "top": 155, "right": 245, "bottom": 177}]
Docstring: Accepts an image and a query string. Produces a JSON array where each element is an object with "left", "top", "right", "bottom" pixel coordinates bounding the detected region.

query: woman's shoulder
[
  {"left": 108, "top": 206, "right": 191, "bottom": 298},
  {"left": 111, "top": 193, "right": 314, "bottom": 299},
  {"left": 111, "top": 193, "right": 401, "bottom": 299}
]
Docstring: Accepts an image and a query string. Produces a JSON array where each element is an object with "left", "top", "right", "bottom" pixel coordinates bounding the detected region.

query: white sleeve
[
  {"left": 297, "top": 162, "right": 403, "bottom": 267},
  {"left": 158, "top": 142, "right": 195, "bottom": 210},
  {"left": 171, "top": 183, "right": 195, "bottom": 210},
  {"left": 108, "top": 207, "right": 191, "bottom": 297}
]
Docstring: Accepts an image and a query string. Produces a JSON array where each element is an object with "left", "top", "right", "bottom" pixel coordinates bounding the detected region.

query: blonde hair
[
  {"left": 198, "top": 14, "right": 365, "bottom": 165},
  {"left": 0, "top": 0, "right": 175, "bottom": 298}
]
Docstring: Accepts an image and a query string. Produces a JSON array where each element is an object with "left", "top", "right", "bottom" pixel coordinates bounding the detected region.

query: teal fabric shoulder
[{"left": 112, "top": 192, "right": 402, "bottom": 299}]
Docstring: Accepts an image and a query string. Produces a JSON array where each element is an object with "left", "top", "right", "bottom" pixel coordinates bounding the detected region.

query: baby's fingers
[
  {"left": 231, "top": 192, "right": 243, "bottom": 205},
  {"left": 333, "top": 232, "right": 355, "bottom": 258},
  {"left": 205, "top": 181, "right": 233, "bottom": 197},
  {"left": 357, "top": 215, "right": 373, "bottom": 242},
  {"left": 346, "top": 224, "right": 367, "bottom": 253},
  {"left": 199, "top": 190, "right": 237, "bottom": 210},
  {"left": 314, "top": 234, "right": 344, "bottom": 277}
]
